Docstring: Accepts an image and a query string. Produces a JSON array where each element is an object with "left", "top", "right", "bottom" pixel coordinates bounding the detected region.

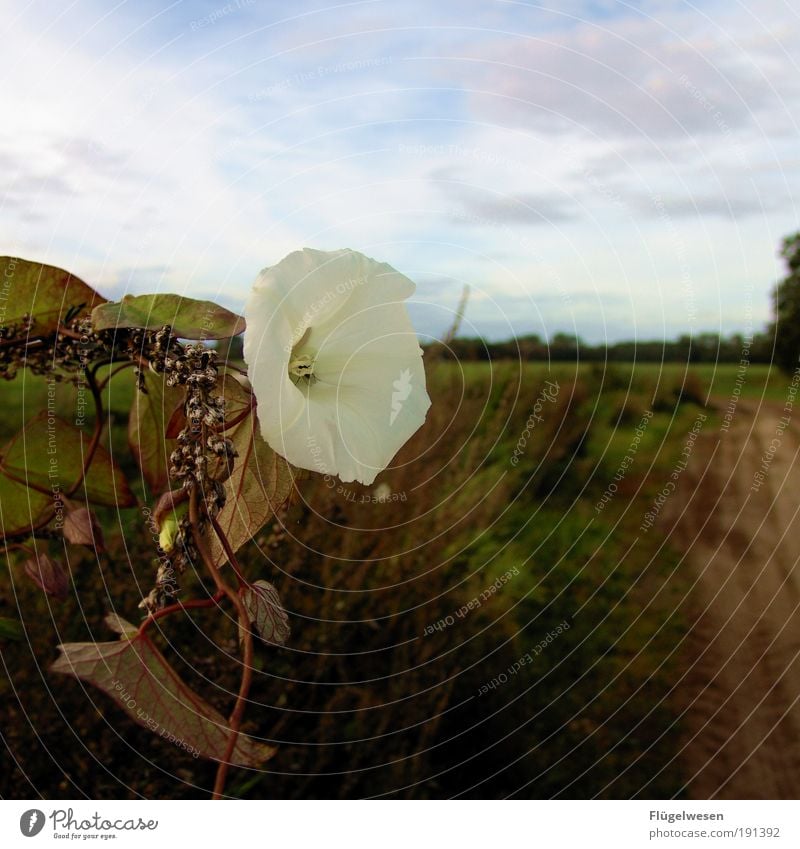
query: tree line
[
  {"left": 221, "top": 232, "right": 800, "bottom": 370},
  {"left": 432, "top": 331, "right": 772, "bottom": 363},
  {"left": 435, "top": 231, "right": 800, "bottom": 370}
]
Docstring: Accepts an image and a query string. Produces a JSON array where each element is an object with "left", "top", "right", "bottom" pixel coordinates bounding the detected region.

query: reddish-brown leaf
[
  {"left": 209, "top": 376, "right": 294, "bottom": 567},
  {"left": 24, "top": 553, "right": 70, "bottom": 602},
  {"left": 129, "top": 371, "right": 184, "bottom": 495},
  {"left": 63, "top": 507, "right": 105, "bottom": 552},
  {"left": 241, "top": 580, "right": 290, "bottom": 645},
  {"left": 51, "top": 627, "right": 275, "bottom": 766},
  {"left": 164, "top": 399, "right": 187, "bottom": 439}
]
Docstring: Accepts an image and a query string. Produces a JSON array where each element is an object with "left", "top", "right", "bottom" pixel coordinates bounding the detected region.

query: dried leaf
[
  {"left": 209, "top": 376, "right": 295, "bottom": 567},
  {"left": 241, "top": 580, "right": 290, "bottom": 645},
  {"left": 51, "top": 631, "right": 275, "bottom": 766},
  {"left": 129, "top": 371, "right": 184, "bottom": 495},
  {"left": 92, "top": 293, "right": 245, "bottom": 340},
  {"left": 164, "top": 399, "right": 187, "bottom": 439},
  {"left": 63, "top": 507, "right": 105, "bottom": 552},
  {"left": 0, "top": 257, "right": 106, "bottom": 333},
  {"left": 104, "top": 613, "right": 139, "bottom": 637},
  {"left": 0, "top": 411, "right": 135, "bottom": 507},
  {"left": 24, "top": 553, "right": 70, "bottom": 602}
]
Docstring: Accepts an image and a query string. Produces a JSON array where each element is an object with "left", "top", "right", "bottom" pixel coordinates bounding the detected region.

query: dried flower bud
[{"left": 24, "top": 554, "right": 70, "bottom": 602}]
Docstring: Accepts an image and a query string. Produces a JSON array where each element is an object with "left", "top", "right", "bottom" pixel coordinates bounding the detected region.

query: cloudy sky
[{"left": 2, "top": 0, "right": 798, "bottom": 342}]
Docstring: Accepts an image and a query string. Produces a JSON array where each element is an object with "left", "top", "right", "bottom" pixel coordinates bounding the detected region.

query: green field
[{"left": 0, "top": 359, "right": 788, "bottom": 798}]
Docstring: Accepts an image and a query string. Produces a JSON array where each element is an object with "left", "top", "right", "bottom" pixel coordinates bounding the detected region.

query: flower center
[{"left": 288, "top": 351, "right": 315, "bottom": 384}]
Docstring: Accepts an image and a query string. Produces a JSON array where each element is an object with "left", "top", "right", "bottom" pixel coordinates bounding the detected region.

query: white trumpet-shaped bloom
[{"left": 243, "top": 248, "right": 430, "bottom": 485}]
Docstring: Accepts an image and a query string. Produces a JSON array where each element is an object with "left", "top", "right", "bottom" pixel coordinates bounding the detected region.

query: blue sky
[{"left": 2, "top": 0, "right": 798, "bottom": 342}]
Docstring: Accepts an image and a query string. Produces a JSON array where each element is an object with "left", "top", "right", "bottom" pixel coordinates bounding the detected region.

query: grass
[{"left": 0, "top": 358, "right": 786, "bottom": 798}]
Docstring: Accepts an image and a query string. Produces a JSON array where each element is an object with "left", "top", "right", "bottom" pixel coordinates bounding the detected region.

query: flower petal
[{"left": 244, "top": 249, "right": 430, "bottom": 485}]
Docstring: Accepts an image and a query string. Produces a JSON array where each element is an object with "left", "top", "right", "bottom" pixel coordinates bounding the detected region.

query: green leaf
[
  {"left": 0, "top": 257, "right": 105, "bottom": 333},
  {"left": 0, "top": 616, "right": 24, "bottom": 641},
  {"left": 0, "top": 411, "right": 135, "bottom": 507},
  {"left": 129, "top": 371, "right": 184, "bottom": 495},
  {"left": 0, "top": 474, "right": 53, "bottom": 537},
  {"left": 51, "top": 630, "right": 276, "bottom": 766},
  {"left": 209, "top": 376, "right": 295, "bottom": 567},
  {"left": 91, "top": 294, "right": 245, "bottom": 340}
]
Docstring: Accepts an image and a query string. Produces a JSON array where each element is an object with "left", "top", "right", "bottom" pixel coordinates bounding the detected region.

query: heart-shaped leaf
[
  {"left": 0, "top": 474, "right": 53, "bottom": 537},
  {"left": 209, "top": 376, "right": 294, "bottom": 567},
  {"left": 0, "top": 257, "right": 105, "bottom": 333},
  {"left": 129, "top": 371, "right": 184, "bottom": 495},
  {"left": 0, "top": 411, "right": 135, "bottom": 507},
  {"left": 241, "top": 580, "right": 290, "bottom": 645},
  {"left": 52, "top": 628, "right": 275, "bottom": 766},
  {"left": 92, "top": 294, "right": 245, "bottom": 340}
]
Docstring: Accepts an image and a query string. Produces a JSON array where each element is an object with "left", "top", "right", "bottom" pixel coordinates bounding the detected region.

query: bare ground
[{"left": 666, "top": 399, "right": 800, "bottom": 798}]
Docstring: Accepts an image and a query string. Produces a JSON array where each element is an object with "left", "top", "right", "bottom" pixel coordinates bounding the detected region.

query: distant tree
[
  {"left": 770, "top": 233, "right": 800, "bottom": 373},
  {"left": 517, "top": 334, "right": 546, "bottom": 361},
  {"left": 750, "top": 332, "right": 773, "bottom": 364},
  {"left": 549, "top": 332, "right": 583, "bottom": 360},
  {"left": 694, "top": 332, "right": 722, "bottom": 363}
]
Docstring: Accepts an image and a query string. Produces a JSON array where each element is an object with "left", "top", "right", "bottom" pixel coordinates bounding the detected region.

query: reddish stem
[
  {"left": 214, "top": 398, "right": 256, "bottom": 433},
  {"left": 138, "top": 591, "right": 225, "bottom": 636},
  {"left": 189, "top": 489, "right": 254, "bottom": 800},
  {"left": 209, "top": 513, "right": 248, "bottom": 588}
]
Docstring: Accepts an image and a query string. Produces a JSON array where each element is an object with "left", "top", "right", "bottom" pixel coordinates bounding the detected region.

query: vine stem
[
  {"left": 189, "top": 488, "right": 255, "bottom": 800},
  {"left": 137, "top": 591, "right": 225, "bottom": 636},
  {"left": 209, "top": 513, "right": 248, "bottom": 588},
  {"left": 94, "top": 360, "right": 134, "bottom": 392}
]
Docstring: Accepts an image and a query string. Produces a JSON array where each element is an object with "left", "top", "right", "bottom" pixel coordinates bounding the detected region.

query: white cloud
[{"left": 0, "top": 0, "right": 797, "bottom": 340}]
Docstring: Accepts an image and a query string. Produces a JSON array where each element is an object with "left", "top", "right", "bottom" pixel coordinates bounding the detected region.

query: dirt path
[{"left": 666, "top": 399, "right": 800, "bottom": 798}]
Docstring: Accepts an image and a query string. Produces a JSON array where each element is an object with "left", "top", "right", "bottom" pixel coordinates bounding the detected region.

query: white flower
[{"left": 243, "top": 248, "right": 430, "bottom": 485}]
